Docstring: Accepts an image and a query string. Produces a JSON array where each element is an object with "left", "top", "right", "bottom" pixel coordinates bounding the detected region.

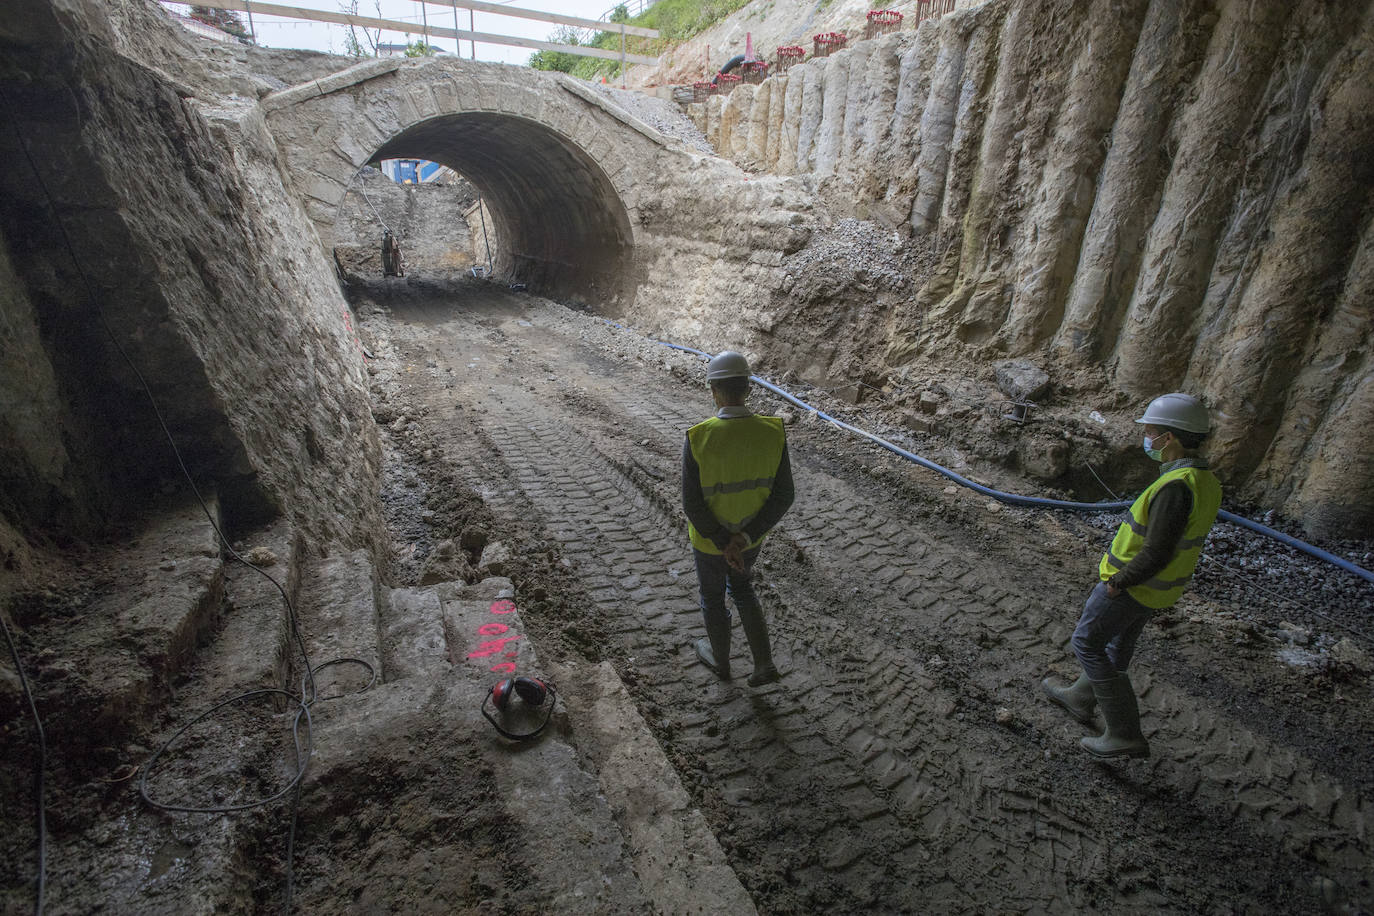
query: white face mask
[{"left": 1143, "top": 434, "right": 1167, "bottom": 461}]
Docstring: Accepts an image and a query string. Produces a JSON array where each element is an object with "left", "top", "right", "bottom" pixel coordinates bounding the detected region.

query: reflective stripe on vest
[
  {"left": 1099, "top": 464, "right": 1222, "bottom": 609},
  {"left": 687, "top": 414, "right": 786, "bottom": 555}
]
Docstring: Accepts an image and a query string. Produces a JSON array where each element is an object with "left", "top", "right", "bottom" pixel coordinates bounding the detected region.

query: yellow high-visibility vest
[
  {"left": 1100, "top": 463, "right": 1222, "bottom": 609},
  {"left": 687, "top": 415, "right": 786, "bottom": 555}
]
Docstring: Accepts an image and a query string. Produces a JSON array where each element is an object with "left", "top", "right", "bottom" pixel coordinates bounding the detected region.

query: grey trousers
[
  {"left": 1071, "top": 582, "right": 1155, "bottom": 682},
  {"left": 693, "top": 546, "right": 772, "bottom": 668}
]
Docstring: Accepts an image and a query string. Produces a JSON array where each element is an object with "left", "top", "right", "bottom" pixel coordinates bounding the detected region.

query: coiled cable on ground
[{"left": 631, "top": 329, "right": 1374, "bottom": 587}]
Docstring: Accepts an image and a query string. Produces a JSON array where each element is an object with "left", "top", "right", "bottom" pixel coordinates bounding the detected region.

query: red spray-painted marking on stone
[
  {"left": 467, "top": 634, "right": 522, "bottom": 659},
  {"left": 464, "top": 598, "right": 525, "bottom": 675}
]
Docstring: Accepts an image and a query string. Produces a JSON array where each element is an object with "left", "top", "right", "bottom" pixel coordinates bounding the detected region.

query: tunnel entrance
[{"left": 348, "top": 112, "right": 635, "bottom": 309}]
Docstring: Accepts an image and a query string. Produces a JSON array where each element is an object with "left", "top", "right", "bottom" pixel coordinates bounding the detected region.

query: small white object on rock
[
  {"left": 995, "top": 707, "right": 1014, "bottom": 725},
  {"left": 1277, "top": 620, "right": 1312, "bottom": 646},
  {"left": 244, "top": 546, "right": 278, "bottom": 567}
]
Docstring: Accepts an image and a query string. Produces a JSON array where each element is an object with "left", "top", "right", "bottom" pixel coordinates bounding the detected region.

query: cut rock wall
[
  {"left": 0, "top": 0, "right": 384, "bottom": 556},
  {"left": 681, "top": 0, "right": 1374, "bottom": 536}
]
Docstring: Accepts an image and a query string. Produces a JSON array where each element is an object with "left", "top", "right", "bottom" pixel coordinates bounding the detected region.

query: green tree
[
  {"left": 189, "top": 6, "right": 252, "bottom": 42},
  {"left": 528, "top": 26, "right": 583, "bottom": 72},
  {"left": 404, "top": 39, "right": 438, "bottom": 57}
]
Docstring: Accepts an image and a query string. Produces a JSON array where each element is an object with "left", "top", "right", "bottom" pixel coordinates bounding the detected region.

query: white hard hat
[
  {"left": 706, "top": 350, "right": 751, "bottom": 382},
  {"left": 1135, "top": 393, "right": 1210, "bottom": 434}
]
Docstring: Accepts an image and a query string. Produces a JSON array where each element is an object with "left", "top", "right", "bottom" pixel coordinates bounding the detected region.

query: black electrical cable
[
  {"left": 1, "top": 611, "right": 47, "bottom": 916},
  {"left": 2, "top": 80, "right": 375, "bottom": 914}
]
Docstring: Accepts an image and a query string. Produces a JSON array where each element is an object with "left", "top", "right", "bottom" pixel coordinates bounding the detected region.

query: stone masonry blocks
[{"left": 411, "top": 83, "right": 439, "bottom": 120}]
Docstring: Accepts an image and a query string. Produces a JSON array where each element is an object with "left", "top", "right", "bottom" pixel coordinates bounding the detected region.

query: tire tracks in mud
[{"left": 372, "top": 298, "right": 1368, "bottom": 913}]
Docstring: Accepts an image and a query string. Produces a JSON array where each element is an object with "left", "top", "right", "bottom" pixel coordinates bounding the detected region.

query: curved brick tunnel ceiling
[{"left": 370, "top": 113, "right": 634, "bottom": 304}]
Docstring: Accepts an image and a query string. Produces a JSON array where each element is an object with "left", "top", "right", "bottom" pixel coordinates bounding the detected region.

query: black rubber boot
[
  {"left": 1041, "top": 673, "right": 1096, "bottom": 725},
  {"left": 1080, "top": 673, "right": 1149, "bottom": 759},
  {"left": 738, "top": 603, "right": 780, "bottom": 687}
]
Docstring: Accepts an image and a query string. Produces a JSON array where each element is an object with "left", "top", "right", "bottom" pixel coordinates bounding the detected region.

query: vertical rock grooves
[{"left": 685, "top": 0, "right": 1374, "bottom": 535}]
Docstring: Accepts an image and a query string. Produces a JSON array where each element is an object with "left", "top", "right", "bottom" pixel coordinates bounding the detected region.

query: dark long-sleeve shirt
[
  {"left": 681, "top": 420, "right": 795, "bottom": 551},
  {"left": 1107, "top": 480, "right": 1192, "bottom": 590}
]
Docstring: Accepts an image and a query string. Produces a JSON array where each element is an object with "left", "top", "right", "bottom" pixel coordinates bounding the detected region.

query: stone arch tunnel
[
  {"left": 261, "top": 58, "right": 685, "bottom": 308},
  {"left": 367, "top": 111, "right": 634, "bottom": 303}
]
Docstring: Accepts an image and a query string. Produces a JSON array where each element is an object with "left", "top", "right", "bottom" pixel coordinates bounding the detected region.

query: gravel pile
[
  {"left": 783, "top": 218, "right": 911, "bottom": 291},
  {"left": 583, "top": 81, "right": 715, "bottom": 154},
  {"left": 1079, "top": 506, "right": 1374, "bottom": 649}
]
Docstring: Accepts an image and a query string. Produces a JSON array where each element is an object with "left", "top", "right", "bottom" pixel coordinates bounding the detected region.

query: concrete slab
[
  {"left": 296, "top": 550, "right": 380, "bottom": 699},
  {"left": 433, "top": 577, "right": 540, "bottom": 682},
  {"left": 379, "top": 585, "right": 448, "bottom": 681},
  {"left": 197, "top": 519, "right": 299, "bottom": 700},
  {"left": 550, "top": 659, "right": 758, "bottom": 916}
]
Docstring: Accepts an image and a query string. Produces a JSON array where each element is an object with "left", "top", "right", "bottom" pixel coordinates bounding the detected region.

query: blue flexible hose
[{"left": 642, "top": 330, "right": 1374, "bottom": 586}]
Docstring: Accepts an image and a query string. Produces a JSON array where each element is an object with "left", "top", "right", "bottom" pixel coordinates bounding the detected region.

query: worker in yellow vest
[
  {"left": 1043, "top": 393, "right": 1222, "bottom": 758},
  {"left": 682, "top": 351, "right": 795, "bottom": 687}
]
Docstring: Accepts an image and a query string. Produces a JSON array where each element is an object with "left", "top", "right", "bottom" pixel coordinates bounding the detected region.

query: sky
[{"left": 173, "top": 1, "right": 623, "bottom": 66}]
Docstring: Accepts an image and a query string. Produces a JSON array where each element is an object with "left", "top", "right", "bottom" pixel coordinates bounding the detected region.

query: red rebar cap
[
  {"left": 867, "top": 10, "right": 903, "bottom": 23},
  {"left": 776, "top": 45, "right": 805, "bottom": 58},
  {"left": 813, "top": 31, "right": 847, "bottom": 44}
]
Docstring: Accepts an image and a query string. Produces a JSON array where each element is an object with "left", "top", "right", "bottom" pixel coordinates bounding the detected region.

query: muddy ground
[
  {"left": 3, "top": 276, "right": 1370, "bottom": 914},
  {"left": 353, "top": 278, "right": 1373, "bottom": 914}
]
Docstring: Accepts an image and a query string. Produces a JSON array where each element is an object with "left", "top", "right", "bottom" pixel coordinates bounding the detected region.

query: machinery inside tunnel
[{"left": 366, "top": 112, "right": 636, "bottom": 307}]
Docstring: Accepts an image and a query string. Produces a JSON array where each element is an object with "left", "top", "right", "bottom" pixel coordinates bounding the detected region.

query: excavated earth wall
[
  {"left": 679, "top": 0, "right": 1374, "bottom": 538},
  {"left": 332, "top": 169, "right": 481, "bottom": 281}
]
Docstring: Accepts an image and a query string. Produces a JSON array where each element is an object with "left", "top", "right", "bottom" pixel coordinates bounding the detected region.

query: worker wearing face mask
[{"left": 1042, "top": 393, "right": 1222, "bottom": 758}]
